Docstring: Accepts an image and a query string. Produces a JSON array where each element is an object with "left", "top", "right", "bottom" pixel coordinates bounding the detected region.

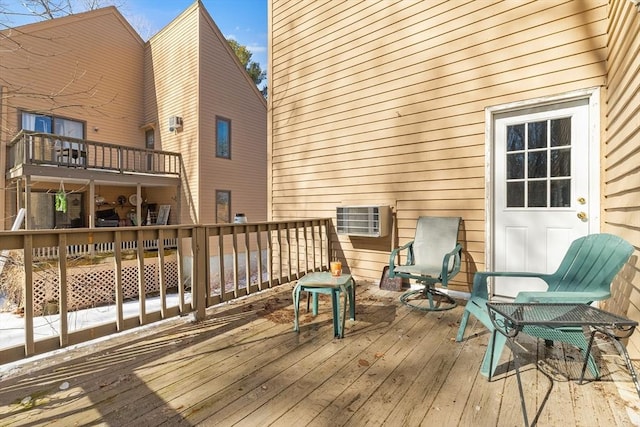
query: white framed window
[
  {"left": 21, "top": 112, "right": 84, "bottom": 138},
  {"left": 216, "top": 116, "right": 231, "bottom": 159}
]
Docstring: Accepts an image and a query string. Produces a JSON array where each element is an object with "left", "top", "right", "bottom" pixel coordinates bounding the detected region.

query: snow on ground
[{"left": 0, "top": 293, "right": 192, "bottom": 376}]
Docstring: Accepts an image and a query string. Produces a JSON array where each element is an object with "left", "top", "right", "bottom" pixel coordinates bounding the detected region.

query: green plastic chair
[
  {"left": 456, "top": 233, "right": 634, "bottom": 378},
  {"left": 389, "top": 216, "right": 462, "bottom": 311}
]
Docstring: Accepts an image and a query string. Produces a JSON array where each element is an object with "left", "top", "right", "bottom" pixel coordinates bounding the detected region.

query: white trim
[
  {"left": 587, "top": 88, "right": 602, "bottom": 231},
  {"left": 484, "top": 87, "right": 602, "bottom": 272}
]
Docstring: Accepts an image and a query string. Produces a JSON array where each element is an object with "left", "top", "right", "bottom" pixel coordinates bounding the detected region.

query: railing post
[
  {"left": 193, "top": 225, "right": 207, "bottom": 321},
  {"left": 176, "top": 228, "right": 188, "bottom": 314}
]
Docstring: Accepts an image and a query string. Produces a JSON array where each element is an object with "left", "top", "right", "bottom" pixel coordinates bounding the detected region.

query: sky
[
  {"left": 3, "top": 0, "right": 268, "bottom": 73},
  {"left": 124, "top": 0, "right": 268, "bottom": 71}
]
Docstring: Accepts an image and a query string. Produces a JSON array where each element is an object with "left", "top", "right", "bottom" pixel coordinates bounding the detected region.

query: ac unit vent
[
  {"left": 336, "top": 205, "right": 390, "bottom": 237},
  {"left": 168, "top": 116, "right": 183, "bottom": 132}
]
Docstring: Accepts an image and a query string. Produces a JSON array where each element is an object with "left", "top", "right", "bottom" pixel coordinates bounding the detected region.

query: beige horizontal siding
[
  {"left": 145, "top": 5, "right": 201, "bottom": 223},
  {"left": 270, "top": 0, "right": 608, "bottom": 288},
  {"left": 144, "top": 3, "right": 266, "bottom": 226},
  {"left": 602, "top": 0, "right": 640, "bottom": 358},
  {"left": 2, "top": 8, "right": 145, "bottom": 145},
  {"left": 197, "top": 6, "right": 267, "bottom": 224},
  {"left": 0, "top": 8, "right": 146, "bottom": 229}
]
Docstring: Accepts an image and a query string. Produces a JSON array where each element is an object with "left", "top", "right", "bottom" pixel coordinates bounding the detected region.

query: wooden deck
[{"left": 1, "top": 282, "right": 639, "bottom": 426}]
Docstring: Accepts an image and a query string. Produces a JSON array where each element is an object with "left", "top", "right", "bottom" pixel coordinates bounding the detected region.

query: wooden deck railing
[
  {"left": 0, "top": 219, "right": 332, "bottom": 365},
  {"left": 7, "top": 130, "right": 181, "bottom": 176}
]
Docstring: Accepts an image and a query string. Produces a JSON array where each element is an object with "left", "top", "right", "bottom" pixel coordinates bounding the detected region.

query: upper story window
[
  {"left": 21, "top": 112, "right": 85, "bottom": 138},
  {"left": 216, "top": 116, "right": 231, "bottom": 159}
]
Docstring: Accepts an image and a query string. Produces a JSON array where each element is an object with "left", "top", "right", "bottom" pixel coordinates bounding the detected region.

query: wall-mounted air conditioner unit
[
  {"left": 168, "top": 116, "right": 183, "bottom": 132},
  {"left": 336, "top": 205, "right": 390, "bottom": 237}
]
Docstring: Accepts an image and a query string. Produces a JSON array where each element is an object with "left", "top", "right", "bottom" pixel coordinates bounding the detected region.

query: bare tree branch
[{"left": 0, "top": 2, "right": 128, "bottom": 134}]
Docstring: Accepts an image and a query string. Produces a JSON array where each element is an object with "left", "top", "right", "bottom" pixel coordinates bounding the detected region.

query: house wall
[
  {"left": 197, "top": 7, "right": 268, "bottom": 224},
  {"left": 0, "top": 7, "right": 145, "bottom": 141},
  {"left": 269, "top": 0, "right": 609, "bottom": 290},
  {"left": 602, "top": 0, "right": 640, "bottom": 357},
  {"left": 144, "top": 4, "right": 201, "bottom": 225},
  {"left": 145, "top": 3, "right": 267, "bottom": 226},
  {"left": 0, "top": 7, "right": 146, "bottom": 227}
]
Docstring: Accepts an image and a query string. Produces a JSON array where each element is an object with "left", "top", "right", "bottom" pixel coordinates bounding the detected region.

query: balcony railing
[
  {"left": 32, "top": 238, "right": 179, "bottom": 260},
  {"left": 0, "top": 219, "right": 332, "bottom": 364},
  {"left": 7, "top": 130, "right": 181, "bottom": 176}
]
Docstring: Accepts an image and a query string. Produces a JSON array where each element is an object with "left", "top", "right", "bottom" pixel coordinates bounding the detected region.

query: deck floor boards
[{"left": 0, "top": 282, "right": 638, "bottom": 426}]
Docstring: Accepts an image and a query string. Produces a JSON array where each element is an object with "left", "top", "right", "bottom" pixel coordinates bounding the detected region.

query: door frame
[{"left": 484, "top": 87, "right": 601, "bottom": 272}]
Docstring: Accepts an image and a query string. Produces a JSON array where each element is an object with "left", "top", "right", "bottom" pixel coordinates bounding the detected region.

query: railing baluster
[
  {"left": 24, "top": 234, "right": 35, "bottom": 356},
  {"left": 294, "top": 222, "right": 300, "bottom": 279},
  {"left": 136, "top": 228, "right": 146, "bottom": 325},
  {"left": 176, "top": 228, "right": 187, "bottom": 314},
  {"left": 114, "top": 230, "right": 124, "bottom": 331},
  {"left": 312, "top": 221, "right": 317, "bottom": 271},
  {"left": 232, "top": 226, "right": 239, "bottom": 297},
  {"left": 256, "top": 226, "right": 264, "bottom": 290},
  {"left": 158, "top": 228, "right": 167, "bottom": 318},
  {"left": 58, "top": 233, "right": 69, "bottom": 347},
  {"left": 244, "top": 226, "right": 250, "bottom": 293},
  {"left": 217, "top": 229, "right": 225, "bottom": 301},
  {"left": 286, "top": 225, "right": 292, "bottom": 283},
  {"left": 267, "top": 224, "right": 274, "bottom": 288},
  {"left": 276, "top": 224, "right": 283, "bottom": 286},
  {"left": 303, "top": 222, "right": 309, "bottom": 274}
]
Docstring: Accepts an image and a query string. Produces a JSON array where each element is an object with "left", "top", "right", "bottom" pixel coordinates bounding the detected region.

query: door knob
[
  {"left": 577, "top": 212, "right": 587, "bottom": 221},
  {"left": 577, "top": 197, "right": 586, "bottom": 205}
]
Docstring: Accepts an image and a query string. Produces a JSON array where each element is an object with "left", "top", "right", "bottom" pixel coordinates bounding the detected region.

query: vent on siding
[{"left": 336, "top": 206, "right": 390, "bottom": 237}]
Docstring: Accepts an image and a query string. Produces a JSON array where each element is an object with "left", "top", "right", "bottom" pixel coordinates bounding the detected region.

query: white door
[{"left": 492, "top": 98, "right": 598, "bottom": 299}]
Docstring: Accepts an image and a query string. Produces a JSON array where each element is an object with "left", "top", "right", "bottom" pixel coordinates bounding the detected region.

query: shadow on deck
[{"left": 0, "top": 283, "right": 638, "bottom": 426}]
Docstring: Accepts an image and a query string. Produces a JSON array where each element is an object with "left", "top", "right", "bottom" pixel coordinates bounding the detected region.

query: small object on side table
[{"left": 330, "top": 260, "right": 342, "bottom": 277}]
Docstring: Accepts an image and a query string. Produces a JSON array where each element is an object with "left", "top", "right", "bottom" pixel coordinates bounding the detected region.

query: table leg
[
  {"left": 606, "top": 331, "right": 640, "bottom": 399},
  {"left": 331, "top": 289, "right": 340, "bottom": 338},
  {"left": 312, "top": 293, "right": 319, "bottom": 316},
  {"left": 349, "top": 278, "right": 356, "bottom": 321},
  {"left": 614, "top": 339, "right": 640, "bottom": 399},
  {"left": 506, "top": 338, "right": 530, "bottom": 427},
  {"left": 292, "top": 285, "right": 300, "bottom": 332},
  {"left": 341, "top": 285, "right": 348, "bottom": 338},
  {"left": 581, "top": 327, "right": 640, "bottom": 399},
  {"left": 579, "top": 331, "right": 597, "bottom": 385}
]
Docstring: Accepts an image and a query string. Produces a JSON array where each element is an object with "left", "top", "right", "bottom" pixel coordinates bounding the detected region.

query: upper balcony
[{"left": 6, "top": 130, "right": 181, "bottom": 185}]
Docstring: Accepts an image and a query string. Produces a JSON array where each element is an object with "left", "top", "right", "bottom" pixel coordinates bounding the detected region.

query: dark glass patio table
[{"left": 487, "top": 302, "right": 638, "bottom": 427}]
